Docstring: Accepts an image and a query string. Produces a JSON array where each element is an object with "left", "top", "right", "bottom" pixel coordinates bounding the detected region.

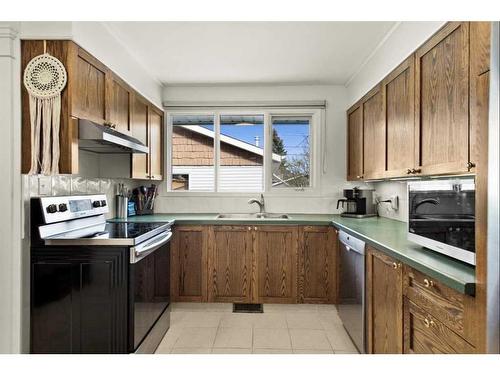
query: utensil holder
[{"left": 116, "top": 196, "right": 128, "bottom": 219}]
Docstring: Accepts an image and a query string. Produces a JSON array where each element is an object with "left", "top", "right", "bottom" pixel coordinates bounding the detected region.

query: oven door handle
[{"left": 130, "top": 231, "right": 172, "bottom": 263}]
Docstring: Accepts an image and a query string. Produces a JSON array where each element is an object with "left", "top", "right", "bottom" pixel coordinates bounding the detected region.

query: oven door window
[{"left": 132, "top": 243, "right": 170, "bottom": 350}]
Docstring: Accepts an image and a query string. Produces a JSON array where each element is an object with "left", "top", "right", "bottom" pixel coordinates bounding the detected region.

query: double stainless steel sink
[{"left": 216, "top": 213, "right": 290, "bottom": 220}]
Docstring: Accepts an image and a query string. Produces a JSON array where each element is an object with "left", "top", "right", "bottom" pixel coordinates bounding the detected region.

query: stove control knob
[
  {"left": 46, "top": 204, "right": 57, "bottom": 214},
  {"left": 92, "top": 200, "right": 101, "bottom": 208},
  {"left": 58, "top": 203, "right": 68, "bottom": 212},
  {"left": 100, "top": 200, "right": 107, "bottom": 207}
]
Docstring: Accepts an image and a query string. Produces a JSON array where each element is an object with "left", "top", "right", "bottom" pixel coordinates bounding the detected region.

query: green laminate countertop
[
  {"left": 108, "top": 213, "right": 337, "bottom": 225},
  {"left": 331, "top": 216, "right": 476, "bottom": 296},
  {"left": 108, "top": 213, "right": 476, "bottom": 295}
]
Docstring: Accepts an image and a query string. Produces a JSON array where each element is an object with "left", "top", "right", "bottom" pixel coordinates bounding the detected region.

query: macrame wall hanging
[{"left": 23, "top": 41, "right": 67, "bottom": 175}]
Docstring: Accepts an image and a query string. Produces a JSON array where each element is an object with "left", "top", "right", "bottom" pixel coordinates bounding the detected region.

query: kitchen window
[{"left": 166, "top": 107, "right": 322, "bottom": 193}]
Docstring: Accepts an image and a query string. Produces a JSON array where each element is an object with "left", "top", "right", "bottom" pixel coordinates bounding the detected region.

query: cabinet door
[
  {"left": 403, "top": 299, "right": 474, "bottom": 354},
  {"left": 171, "top": 226, "right": 208, "bottom": 302},
  {"left": 31, "top": 248, "right": 129, "bottom": 354},
  {"left": 347, "top": 103, "right": 364, "bottom": 181},
  {"left": 107, "top": 73, "right": 132, "bottom": 135},
  {"left": 149, "top": 107, "right": 164, "bottom": 181},
  {"left": 207, "top": 226, "right": 253, "bottom": 303},
  {"left": 415, "top": 22, "right": 470, "bottom": 176},
  {"left": 298, "top": 226, "right": 337, "bottom": 304},
  {"left": 362, "top": 86, "right": 386, "bottom": 179},
  {"left": 366, "top": 246, "right": 403, "bottom": 354},
  {"left": 131, "top": 95, "right": 149, "bottom": 179},
  {"left": 72, "top": 47, "right": 108, "bottom": 123},
  {"left": 255, "top": 226, "right": 298, "bottom": 303},
  {"left": 383, "top": 56, "right": 416, "bottom": 178}
]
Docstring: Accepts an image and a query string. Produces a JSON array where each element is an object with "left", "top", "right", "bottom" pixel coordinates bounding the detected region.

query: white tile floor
[{"left": 155, "top": 303, "right": 359, "bottom": 354}]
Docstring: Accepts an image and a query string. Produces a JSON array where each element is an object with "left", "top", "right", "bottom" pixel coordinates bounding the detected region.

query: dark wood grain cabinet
[
  {"left": 207, "top": 226, "right": 253, "bottom": 303},
  {"left": 170, "top": 226, "right": 208, "bottom": 302},
  {"left": 346, "top": 21, "right": 490, "bottom": 181},
  {"left": 172, "top": 225, "right": 337, "bottom": 305},
  {"left": 31, "top": 247, "right": 129, "bottom": 354},
  {"left": 415, "top": 22, "right": 471, "bottom": 176},
  {"left": 346, "top": 103, "right": 364, "bottom": 181},
  {"left": 382, "top": 56, "right": 416, "bottom": 178},
  {"left": 255, "top": 226, "right": 298, "bottom": 304},
  {"left": 298, "top": 226, "right": 338, "bottom": 304},
  {"left": 107, "top": 73, "right": 133, "bottom": 136},
  {"left": 366, "top": 246, "right": 403, "bottom": 354}
]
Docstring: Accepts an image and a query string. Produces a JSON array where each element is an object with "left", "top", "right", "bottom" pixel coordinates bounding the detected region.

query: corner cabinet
[
  {"left": 366, "top": 246, "right": 403, "bottom": 354},
  {"left": 21, "top": 40, "right": 164, "bottom": 178},
  {"left": 346, "top": 22, "right": 490, "bottom": 181}
]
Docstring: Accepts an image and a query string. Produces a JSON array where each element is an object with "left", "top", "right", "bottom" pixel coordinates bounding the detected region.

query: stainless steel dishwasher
[{"left": 337, "top": 230, "right": 366, "bottom": 353}]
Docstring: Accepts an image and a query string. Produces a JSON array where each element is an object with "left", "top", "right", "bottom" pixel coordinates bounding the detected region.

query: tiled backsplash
[
  {"left": 23, "top": 175, "right": 142, "bottom": 219},
  {"left": 373, "top": 181, "right": 408, "bottom": 222}
]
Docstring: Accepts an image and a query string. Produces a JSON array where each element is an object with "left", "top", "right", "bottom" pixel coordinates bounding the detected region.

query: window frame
[{"left": 164, "top": 107, "right": 323, "bottom": 197}]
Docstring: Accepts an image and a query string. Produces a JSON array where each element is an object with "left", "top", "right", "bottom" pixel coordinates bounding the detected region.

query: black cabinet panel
[
  {"left": 31, "top": 247, "right": 129, "bottom": 354},
  {"left": 31, "top": 262, "right": 74, "bottom": 353}
]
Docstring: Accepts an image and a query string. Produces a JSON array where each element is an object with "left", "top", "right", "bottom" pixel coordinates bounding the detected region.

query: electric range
[{"left": 30, "top": 194, "right": 173, "bottom": 354}]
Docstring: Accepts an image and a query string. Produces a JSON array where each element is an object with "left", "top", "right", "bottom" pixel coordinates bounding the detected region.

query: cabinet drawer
[
  {"left": 403, "top": 266, "right": 465, "bottom": 336},
  {"left": 403, "top": 299, "right": 474, "bottom": 354}
]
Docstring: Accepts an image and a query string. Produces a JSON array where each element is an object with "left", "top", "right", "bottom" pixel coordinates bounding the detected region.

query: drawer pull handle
[
  {"left": 248, "top": 227, "right": 252, "bottom": 231},
  {"left": 392, "top": 262, "right": 398, "bottom": 269},
  {"left": 424, "top": 318, "right": 435, "bottom": 328},
  {"left": 423, "top": 278, "right": 434, "bottom": 288}
]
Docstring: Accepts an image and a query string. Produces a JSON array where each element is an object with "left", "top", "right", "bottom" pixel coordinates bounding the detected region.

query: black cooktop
[{"left": 83, "top": 222, "right": 169, "bottom": 239}]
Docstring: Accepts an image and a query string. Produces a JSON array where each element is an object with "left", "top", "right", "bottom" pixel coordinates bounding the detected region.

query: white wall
[
  {"left": 158, "top": 84, "right": 372, "bottom": 214},
  {"left": 0, "top": 22, "right": 22, "bottom": 354},
  {"left": 345, "top": 22, "right": 446, "bottom": 222}
]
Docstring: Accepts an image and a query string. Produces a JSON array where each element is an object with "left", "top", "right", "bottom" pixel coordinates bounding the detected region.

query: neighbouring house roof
[{"left": 175, "top": 125, "right": 283, "bottom": 163}]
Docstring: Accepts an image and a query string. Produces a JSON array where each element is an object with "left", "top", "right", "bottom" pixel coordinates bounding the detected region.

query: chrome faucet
[{"left": 248, "top": 194, "right": 265, "bottom": 213}]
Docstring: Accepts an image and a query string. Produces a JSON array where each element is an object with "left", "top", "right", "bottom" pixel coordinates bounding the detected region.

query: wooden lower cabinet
[
  {"left": 170, "top": 226, "right": 208, "bottom": 302},
  {"left": 403, "top": 298, "right": 474, "bottom": 354},
  {"left": 172, "top": 225, "right": 336, "bottom": 305},
  {"left": 207, "top": 226, "right": 253, "bottom": 303},
  {"left": 366, "top": 246, "right": 403, "bottom": 353},
  {"left": 298, "top": 226, "right": 338, "bottom": 304},
  {"left": 255, "top": 226, "right": 298, "bottom": 303}
]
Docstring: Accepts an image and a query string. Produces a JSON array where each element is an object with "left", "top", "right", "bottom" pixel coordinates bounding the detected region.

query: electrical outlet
[
  {"left": 390, "top": 195, "right": 399, "bottom": 210},
  {"left": 38, "top": 176, "right": 52, "bottom": 196}
]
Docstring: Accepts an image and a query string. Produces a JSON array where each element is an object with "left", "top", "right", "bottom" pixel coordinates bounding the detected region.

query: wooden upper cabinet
[
  {"left": 131, "top": 95, "right": 149, "bottom": 179},
  {"left": 72, "top": 47, "right": 108, "bottom": 123},
  {"left": 170, "top": 226, "right": 208, "bottom": 302},
  {"left": 255, "top": 226, "right": 298, "bottom": 303},
  {"left": 298, "top": 226, "right": 337, "bottom": 304},
  {"left": 362, "top": 85, "right": 386, "bottom": 179},
  {"left": 347, "top": 104, "right": 364, "bottom": 181},
  {"left": 149, "top": 108, "right": 164, "bottom": 181},
  {"left": 107, "top": 73, "right": 133, "bottom": 135},
  {"left": 366, "top": 246, "right": 403, "bottom": 354},
  {"left": 207, "top": 226, "right": 253, "bottom": 303},
  {"left": 383, "top": 56, "right": 416, "bottom": 178},
  {"left": 415, "top": 22, "right": 470, "bottom": 176}
]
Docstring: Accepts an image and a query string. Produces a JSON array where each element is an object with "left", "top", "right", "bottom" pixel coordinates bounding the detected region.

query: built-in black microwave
[{"left": 408, "top": 178, "right": 475, "bottom": 265}]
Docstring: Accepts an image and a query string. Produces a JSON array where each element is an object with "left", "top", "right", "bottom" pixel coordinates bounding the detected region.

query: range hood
[{"left": 78, "top": 119, "right": 148, "bottom": 154}]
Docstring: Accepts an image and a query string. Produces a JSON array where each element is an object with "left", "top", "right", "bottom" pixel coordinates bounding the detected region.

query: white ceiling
[{"left": 104, "top": 22, "right": 397, "bottom": 86}]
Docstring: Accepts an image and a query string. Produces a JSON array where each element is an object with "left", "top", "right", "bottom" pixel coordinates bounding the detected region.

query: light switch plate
[{"left": 38, "top": 176, "right": 52, "bottom": 196}]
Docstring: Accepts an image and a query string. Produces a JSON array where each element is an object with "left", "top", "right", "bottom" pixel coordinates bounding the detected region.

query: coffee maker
[{"left": 337, "top": 187, "right": 377, "bottom": 218}]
